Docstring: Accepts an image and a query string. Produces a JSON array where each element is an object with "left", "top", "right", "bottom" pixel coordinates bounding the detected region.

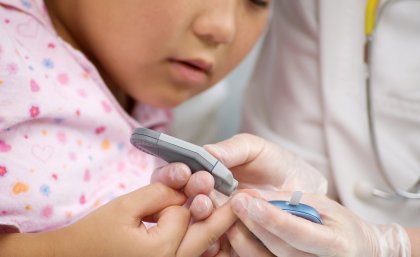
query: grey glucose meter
[
  {"left": 130, "top": 127, "right": 238, "bottom": 196},
  {"left": 130, "top": 128, "right": 323, "bottom": 224}
]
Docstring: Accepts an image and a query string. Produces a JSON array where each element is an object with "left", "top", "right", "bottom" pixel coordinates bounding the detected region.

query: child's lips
[
  {"left": 181, "top": 59, "right": 213, "bottom": 74},
  {"left": 169, "top": 58, "right": 213, "bottom": 74},
  {"left": 168, "top": 58, "right": 213, "bottom": 86}
]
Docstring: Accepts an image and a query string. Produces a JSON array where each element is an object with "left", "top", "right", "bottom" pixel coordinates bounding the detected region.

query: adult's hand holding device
[
  {"left": 147, "top": 132, "right": 326, "bottom": 223},
  {"left": 204, "top": 133, "right": 328, "bottom": 195},
  {"left": 229, "top": 191, "right": 411, "bottom": 257},
  {"left": 205, "top": 134, "right": 410, "bottom": 257}
]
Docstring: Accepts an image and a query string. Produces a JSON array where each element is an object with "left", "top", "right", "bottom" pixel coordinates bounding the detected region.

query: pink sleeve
[
  {"left": 0, "top": 22, "right": 36, "bottom": 232},
  {"left": 0, "top": 19, "right": 39, "bottom": 130},
  {"left": 0, "top": 4, "right": 159, "bottom": 233}
]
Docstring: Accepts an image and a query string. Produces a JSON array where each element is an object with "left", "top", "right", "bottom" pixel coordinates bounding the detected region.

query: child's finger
[
  {"left": 118, "top": 183, "right": 186, "bottom": 218},
  {"left": 151, "top": 163, "right": 191, "bottom": 190},
  {"left": 190, "top": 194, "right": 213, "bottom": 221},
  {"left": 176, "top": 202, "right": 237, "bottom": 257},
  {"left": 148, "top": 205, "right": 191, "bottom": 253},
  {"left": 183, "top": 171, "right": 215, "bottom": 197},
  {"left": 151, "top": 164, "right": 215, "bottom": 198}
]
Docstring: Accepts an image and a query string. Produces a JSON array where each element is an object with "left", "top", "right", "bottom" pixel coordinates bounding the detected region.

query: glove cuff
[{"left": 373, "top": 223, "right": 411, "bottom": 257}]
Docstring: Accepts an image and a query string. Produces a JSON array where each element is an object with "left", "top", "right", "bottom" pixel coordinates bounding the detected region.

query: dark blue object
[{"left": 269, "top": 200, "right": 323, "bottom": 224}]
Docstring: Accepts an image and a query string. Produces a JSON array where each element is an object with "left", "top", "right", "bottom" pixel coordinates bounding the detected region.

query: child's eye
[{"left": 249, "top": 0, "right": 269, "bottom": 8}]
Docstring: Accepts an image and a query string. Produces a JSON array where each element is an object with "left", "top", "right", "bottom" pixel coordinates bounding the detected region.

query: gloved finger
[
  {"left": 151, "top": 163, "right": 191, "bottom": 190},
  {"left": 184, "top": 171, "right": 215, "bottom": 198},
  {"left": 280, "top": 158, "right": 328, "bottom": 195},
  {"left": 209, "top": 190, "right": 229, "bottom": 208},
  {"left": 190, "top": 194, "right": 214, "bottom": 221},
  {"left": 226, "top": 221, "right": 275, "bottom": 257},
  {"left": 234, "top": 218, "right": 313, "bottom": 257},
  {"left": 148, "top": 205, "right": 191, "bottom": 253},
  {"left": 229, "top": 194, "right": 306, "bottom": 256},
  {"left": 231, "top": 192, "right": 335, "bottom": 256},
  {"left": 205, "top": 134, "right": 327, "bottom": 195},
  {"left": 204, "top": 133, "right": 265, "bottom": 169}
]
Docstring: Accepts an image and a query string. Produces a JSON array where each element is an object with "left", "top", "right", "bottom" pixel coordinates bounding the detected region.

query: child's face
[{"left": 47, "top": 0, "right": 270, "bottom": 107}]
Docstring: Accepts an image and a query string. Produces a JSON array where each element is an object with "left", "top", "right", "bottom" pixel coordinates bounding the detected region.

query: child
[{"left": 0, "top": 0, "right": 270, "bottom": 256}]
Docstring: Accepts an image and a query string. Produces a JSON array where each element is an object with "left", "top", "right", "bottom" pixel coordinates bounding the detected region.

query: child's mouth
[{"left": 168, "top": 58, "right": 213, "bottom": 86}]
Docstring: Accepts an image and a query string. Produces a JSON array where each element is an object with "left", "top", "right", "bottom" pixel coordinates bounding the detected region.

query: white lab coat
[{"left": 242, "top": 0, "right": 420, "bottom": 226}]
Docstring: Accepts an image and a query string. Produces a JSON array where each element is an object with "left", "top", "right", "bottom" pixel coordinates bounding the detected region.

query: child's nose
[{"left": 192, "top": 2, "right": 237, "bottom": 45}]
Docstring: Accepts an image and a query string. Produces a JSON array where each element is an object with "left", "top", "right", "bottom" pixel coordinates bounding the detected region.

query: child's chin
[{"left": 149, "top": 97, "right": 187, "bottom": 109}]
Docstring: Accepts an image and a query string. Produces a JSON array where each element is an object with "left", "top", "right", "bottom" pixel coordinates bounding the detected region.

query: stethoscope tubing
[{"left": 365, "top": 0, "right": 420, "bottom": 200}]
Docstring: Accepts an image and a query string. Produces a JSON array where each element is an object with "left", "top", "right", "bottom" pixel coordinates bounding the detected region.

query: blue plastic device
[{"left": 269, "top": 200, "right": 323, "bottom": 224}]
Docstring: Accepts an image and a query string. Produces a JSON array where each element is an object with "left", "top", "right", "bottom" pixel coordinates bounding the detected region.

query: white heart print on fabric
[
  {"left": 31, "top": 144, "right": 54, "bottom": 162},
  {"left": 17, "top": 18, "right": 39, "bottom": 38}
]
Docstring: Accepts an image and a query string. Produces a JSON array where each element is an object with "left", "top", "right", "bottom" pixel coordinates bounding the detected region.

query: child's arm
[
  {"left": 0, "top": 182, "right": 238, "bottom": 257},
  {"left": 0, "top": 183, "right": 189, "bottom": 257},
  {"left": 0, "top": 232, "right": 56, "bottom": 257}
]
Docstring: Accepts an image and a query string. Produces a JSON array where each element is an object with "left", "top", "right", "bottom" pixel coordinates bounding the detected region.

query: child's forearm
[{"left": 0, "top": 232, "right": 58, "bottom": 257}]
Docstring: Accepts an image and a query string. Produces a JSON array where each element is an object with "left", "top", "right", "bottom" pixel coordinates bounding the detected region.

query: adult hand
[
  {"left": 205, "top": 133, "right": 327, "bottom": 195},
  {"left": 152, "top": 133, "right": 330, "bottom": 257},
  {"left": 202, "top": 134, "right": 326, "bottom": 257},
  {"left": 205, "top": 134, "right": 410, "bottom": 257},
  {"left": 152, "top": 133, "right": 327, "bottom": 219},
  {"left": 229, "top": 191, "right": 411, "bottom": 257}
]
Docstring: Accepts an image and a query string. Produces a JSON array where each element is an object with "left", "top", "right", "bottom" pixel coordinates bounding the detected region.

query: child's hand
[
  {"left": 0, "top": 183, "right": 188, "bottom": 257},
  {"left": 0, "top": 183, "right": 237, "bottom": 257},
  {"left": 151, "top": 163, "right": 228, "bottom": 257},
  {"left": 52, "top": 183, "right": 190, "bottom": 257},
  {"left": 54, "top": 182, "right": 237, "bottom": 257}
]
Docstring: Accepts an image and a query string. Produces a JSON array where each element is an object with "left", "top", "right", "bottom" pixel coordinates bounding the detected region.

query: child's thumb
[{"left": 119, "top": 183, "right": 186, "bottom": 218}]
